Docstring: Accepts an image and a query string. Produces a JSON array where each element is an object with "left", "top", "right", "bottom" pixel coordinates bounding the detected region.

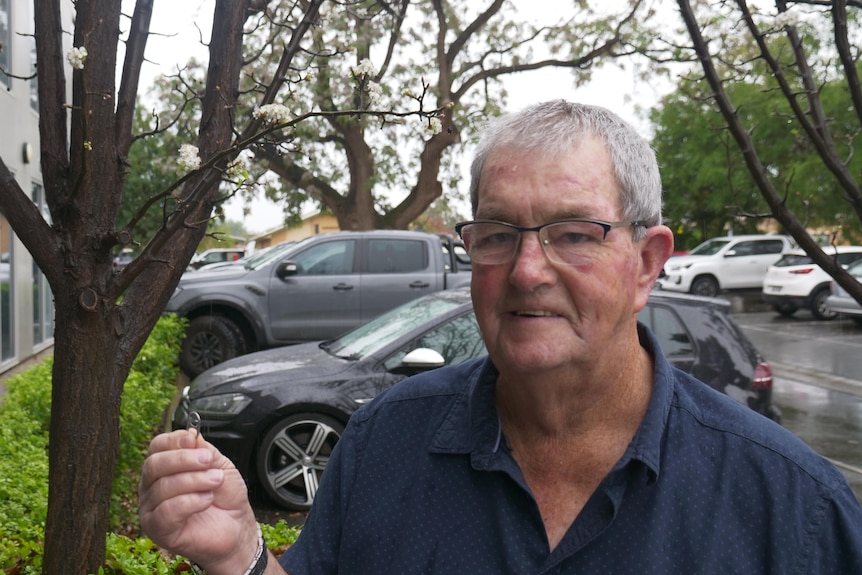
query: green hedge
[{"left": 0, "top": 315, "right": 301, "bottom": 574}]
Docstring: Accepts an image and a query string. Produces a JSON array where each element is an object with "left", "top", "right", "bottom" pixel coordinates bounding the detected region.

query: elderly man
[{"left": 139, "top": 101, "right": 862, "bottom": 574}]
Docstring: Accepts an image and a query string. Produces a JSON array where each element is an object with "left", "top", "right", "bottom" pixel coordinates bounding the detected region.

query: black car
[{"left": 173, "top": 287, "right": 780, "bottom": 511}]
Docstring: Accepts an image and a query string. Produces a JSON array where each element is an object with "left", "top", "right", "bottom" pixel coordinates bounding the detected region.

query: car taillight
[
  {"left": 751, "top": 362, "right": 773, "bottom": 390},
  {"left": 790, "top": 267, "right": 815, "bottom": 274}
]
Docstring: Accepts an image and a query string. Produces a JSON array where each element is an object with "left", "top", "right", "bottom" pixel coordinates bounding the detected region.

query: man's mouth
[{"left": 512, "top": 310, "right": 555, "bottom": 317}]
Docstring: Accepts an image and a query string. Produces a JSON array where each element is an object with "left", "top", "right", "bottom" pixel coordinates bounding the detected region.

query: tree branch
[{"left": 116, "top": 0, "right": 154, "bottom": 157}]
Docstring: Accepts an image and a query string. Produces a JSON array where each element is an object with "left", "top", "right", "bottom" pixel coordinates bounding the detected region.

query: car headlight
[{"left": 190, "top": 393, "right": 253, "bottom": 419}]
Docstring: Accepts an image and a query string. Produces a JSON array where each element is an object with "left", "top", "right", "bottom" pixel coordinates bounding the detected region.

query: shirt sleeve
[{"left": 800, "top": 482, "right": 862, "bottom": 574}]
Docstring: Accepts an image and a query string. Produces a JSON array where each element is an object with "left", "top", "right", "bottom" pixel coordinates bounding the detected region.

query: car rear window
[
  {"left": 774, "top": 254, "right": 812, "bottom": 267},
  {"left": 775, "top": 251, "right": 862, "bottom": 268}
]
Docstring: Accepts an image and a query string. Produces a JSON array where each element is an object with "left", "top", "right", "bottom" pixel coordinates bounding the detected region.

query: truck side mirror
[{"left": 276, "top": 261, "right": 299, "bottom": 279}]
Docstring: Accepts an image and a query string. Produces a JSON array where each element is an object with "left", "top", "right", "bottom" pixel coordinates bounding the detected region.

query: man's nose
[{"left": 509, "top": 232, "right": 555, "bottom": 281}]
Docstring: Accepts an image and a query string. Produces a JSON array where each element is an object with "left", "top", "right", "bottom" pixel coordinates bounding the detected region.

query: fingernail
[
  {"left": 197, "top": 449, "right": 213, "bottom": 464},
  {"left": 179, "top": 434, "right": 195, "bottom": 449},
  {"left": 207, "top": 469, "right": 224, "bottom": 483}
]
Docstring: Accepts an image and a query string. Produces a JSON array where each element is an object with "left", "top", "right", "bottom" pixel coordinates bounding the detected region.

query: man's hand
[{"left": 138, "top": 430, "right": 276, "bottom": 574}]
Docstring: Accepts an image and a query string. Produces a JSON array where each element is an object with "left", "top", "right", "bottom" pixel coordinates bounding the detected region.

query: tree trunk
[{"left": 42, "top": 293, "right": 139, "bottom": 575}]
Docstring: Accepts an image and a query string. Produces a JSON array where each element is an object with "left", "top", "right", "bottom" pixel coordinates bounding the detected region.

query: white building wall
[{"left": 0, "top": 1, "right": 74, "bottom": 374}]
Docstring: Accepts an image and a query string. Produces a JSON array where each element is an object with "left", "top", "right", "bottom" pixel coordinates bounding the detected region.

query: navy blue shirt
[{"left": 280, "top": 326, "right": 862, "bottom": 574}]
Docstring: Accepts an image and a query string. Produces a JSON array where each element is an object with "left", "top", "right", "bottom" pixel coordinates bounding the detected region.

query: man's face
[{"left": 471, "top": 138, "right": 651, "bottom": 377}]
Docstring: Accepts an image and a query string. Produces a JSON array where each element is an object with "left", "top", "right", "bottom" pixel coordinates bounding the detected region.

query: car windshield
[
  {"left": 245, "top": 241, "right": 299, "bottom": 270},
  {"left": 324, "top": 295, "right": 467, "bottom": 360},
  {"left": 688, "top": 239, "right": 731, "bottom": 255}
]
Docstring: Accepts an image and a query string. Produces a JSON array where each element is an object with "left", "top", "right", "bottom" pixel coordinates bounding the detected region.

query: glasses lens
[
  {"left": 462, "top": 222, "right": 519, "bottom": 264},
  {"left": 542, "top": 221, "right": 607, "bottom": 264}
]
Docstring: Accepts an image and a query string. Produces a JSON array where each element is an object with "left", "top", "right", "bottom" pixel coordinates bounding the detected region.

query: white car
[
  {"left": 762, "top": 246, "right": 862, "bottom": 320},
  {"left": 825, "top": 258, "right": 862, "bottom": 324},
  {"left": 657, "top": 234, "right": 794, "bottom": 298}
]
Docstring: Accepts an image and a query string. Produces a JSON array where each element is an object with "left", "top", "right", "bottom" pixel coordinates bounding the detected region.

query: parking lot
[{"left": 729, "top": 300, "right": 862, "bottom": 502}]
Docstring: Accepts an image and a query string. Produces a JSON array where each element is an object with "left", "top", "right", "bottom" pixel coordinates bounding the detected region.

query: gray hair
[{"left": 468, "top": 100, "right": 662, "bottom": 240}]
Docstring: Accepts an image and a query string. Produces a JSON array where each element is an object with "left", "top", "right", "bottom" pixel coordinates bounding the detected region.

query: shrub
[
  {"left": 0, "top": 315, "right": 201, "bottom": 574},
  {"left": 98, "top": 521, "right": 301, "bottom": 575}
]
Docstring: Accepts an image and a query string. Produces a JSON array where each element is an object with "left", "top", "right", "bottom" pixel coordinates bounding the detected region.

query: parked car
[
  {"left": 761, "top": 246, "right": 862, "bottom": 320},
  {"left": 657, "top": 234, "right": 794, "bottom": 297},
  {"left": 172, "top": 287, "right": 780, "bottom": 511},
  {"left": 824, "top": 258, "right": 862, "bottom": 324},
  {"left": 191, "top": 241, "right": 296, "bottom": 273},
  {"left": 112, "top": 248, "right": 136, "bottom": 271},
  {"left": 167, "top": 230, "right": 471, "bottom": 377},
  {"left": 188, "top": 247, "right": 246, "bottom": 270}
]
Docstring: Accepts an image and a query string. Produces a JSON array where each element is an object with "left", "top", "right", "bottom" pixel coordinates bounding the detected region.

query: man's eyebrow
[
  {"left": 473, "top": 209, "right": 508, "bottom": 221},
  {"left": 477, "top": 213, "right": 595, "bottom": 222}
]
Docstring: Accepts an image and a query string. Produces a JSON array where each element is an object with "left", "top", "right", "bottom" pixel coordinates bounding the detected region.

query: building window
[
  {"left": 29, "top": 33, "right": 37, "bottom": 110},
  {"left": 31, "top": 183, "right": 53, "bottom": 345},
  {"left": 0, "top": 0, "right": 10, "bottom": 89},
  {"left": 0, "top": 213, "right": 13, "bottom": 361}
]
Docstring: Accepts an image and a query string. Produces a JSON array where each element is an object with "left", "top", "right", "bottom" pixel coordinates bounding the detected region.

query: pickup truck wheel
[
  {"left": 256, "top": 413, "right": 344, "bottom": 511},
  {"left": 810, "top": 287, "right": 837, "bottom": 320},
  {"left": 180, "top": 316, "right": 246, "bottom": 377},
  {"left": 690, "top": 276, "right": 719, "bottom": 298}
]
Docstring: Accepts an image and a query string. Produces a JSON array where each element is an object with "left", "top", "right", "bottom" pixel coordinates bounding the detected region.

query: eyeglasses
[{"left": 454, "top": 219, "right": 648, "bottom": 266}]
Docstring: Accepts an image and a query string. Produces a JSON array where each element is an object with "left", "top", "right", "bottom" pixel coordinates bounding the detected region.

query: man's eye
[
  {"left": 475, "top": 231, "right": 516, "bottom": 247},
  {"left": 555, "top": 232, "right": 593, "bottom": 245}
]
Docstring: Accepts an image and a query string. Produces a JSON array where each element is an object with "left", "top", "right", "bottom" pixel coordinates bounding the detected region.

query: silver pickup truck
[{"left": 167, "top": 230, "right": 472, "bottom": 376}]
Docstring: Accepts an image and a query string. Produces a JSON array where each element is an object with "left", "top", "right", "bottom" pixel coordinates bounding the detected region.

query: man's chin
[{"left": 491, "top": 339, "right": 577, "bottom": 372}]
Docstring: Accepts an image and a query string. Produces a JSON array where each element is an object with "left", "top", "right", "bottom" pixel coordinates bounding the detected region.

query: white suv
[
  {"left": 761, "top": 246, "right": 862, "bottom": 320},
  {"left": 657, "top": 234, "right": 794, "bottom": 298}
]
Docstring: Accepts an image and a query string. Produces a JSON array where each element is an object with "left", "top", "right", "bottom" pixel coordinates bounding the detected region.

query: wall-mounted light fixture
[{"left": 22, "top": 142, "right": 33, "bottom": 164}]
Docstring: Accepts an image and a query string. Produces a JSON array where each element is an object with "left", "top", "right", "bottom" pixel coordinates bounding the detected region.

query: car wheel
[
  {"left": 690, "top": 276, "right": 719, "bottom": 298},
  {"left": 180, "top": 316, "right": 246, "bottom": 377},
  {"left": 810, "top": 287, "right": 837, "bottom": 321},
  {"left": 256, "top": 413, "right": 344, "bottom": 511},
  {"left": 772, "top": 302, "right": 798, "bottom": 318}
]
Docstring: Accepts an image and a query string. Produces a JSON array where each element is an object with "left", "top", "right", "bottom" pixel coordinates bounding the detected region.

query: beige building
[
  {"left": 0, "top": 1, "right": 74, "bottom": 375},
  {"left": 249, "top": 211, "right": 340, "bottom": 251}
]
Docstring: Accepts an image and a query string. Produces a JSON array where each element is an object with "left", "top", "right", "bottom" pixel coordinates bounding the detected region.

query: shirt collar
[{"left": 430, "top": 323, "right": 675, "bottom": 483}]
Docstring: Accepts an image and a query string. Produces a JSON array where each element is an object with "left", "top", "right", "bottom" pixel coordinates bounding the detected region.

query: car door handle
[
  {"left": 333, "top": 283, "right": 354, "bottom": 291},
  {"left": 409, "top": 281, "right": 430, "bottom": 288}
]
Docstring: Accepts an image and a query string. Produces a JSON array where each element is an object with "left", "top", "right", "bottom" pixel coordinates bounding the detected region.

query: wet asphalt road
[{"left": 733, "top": 307, "right": 862, "bottom": 502}]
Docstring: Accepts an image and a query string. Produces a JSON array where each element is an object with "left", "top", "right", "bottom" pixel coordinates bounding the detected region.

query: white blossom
[
  {"left": 177, "top": 144, "right": 202, "bottom": 172},
  {"left": 66, "top": 46, "right": 88, "bottom": 70},
  {"left": 774, "top": 10, "right": 802, "bottom": 29},
  {"left": 350, "top": 58, "right": 376, "bottom": 79},
  {"left": 423, "top": 117, "right": 443, "bottom": 137},
  {"left": 226, "top": 157, "right": 247, "bottom": 181},
  {"left": 253, "top": 104, "right": 293, "bottom": 125},
  {"left": 366, "top": 81, "right": 383, "bottom": 108}
]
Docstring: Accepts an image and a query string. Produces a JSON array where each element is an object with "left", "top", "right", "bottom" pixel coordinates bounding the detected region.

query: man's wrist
[
  {"left": 242, "top": 524, "right": 268, "bottom": 575},
  {"left": 189, "top": 523, "right": 267, "bottom": 575}
]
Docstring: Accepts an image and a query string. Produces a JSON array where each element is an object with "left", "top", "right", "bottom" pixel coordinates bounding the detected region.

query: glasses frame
[{"left": 454, "top": 218, "right": 649, "bottom": 265}]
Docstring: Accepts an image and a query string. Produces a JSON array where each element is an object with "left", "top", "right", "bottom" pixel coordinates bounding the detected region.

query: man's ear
[{"left": 636, "top": 225, "right": 675, "bottom": 298}]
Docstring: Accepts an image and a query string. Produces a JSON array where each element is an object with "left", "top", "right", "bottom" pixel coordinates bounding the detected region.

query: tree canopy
[
  {"left": 670, "top": 0, "right": 862, "bottom": 301},
  {"left": 652, "top": 62, "right": 862, "bottom": 250},
  {"left": 131, "top": 0, "right": 659, "bottom": 233}
]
